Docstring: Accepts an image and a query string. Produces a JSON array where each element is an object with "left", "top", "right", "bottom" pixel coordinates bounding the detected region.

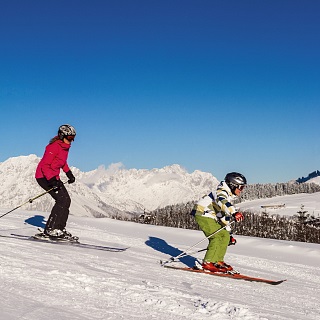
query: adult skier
[
  {"left": 34, "top": 124, "right": 76, "bottom": 239},
  {"left": 191, "top": 172, "right": 247, "bottom": 272}
]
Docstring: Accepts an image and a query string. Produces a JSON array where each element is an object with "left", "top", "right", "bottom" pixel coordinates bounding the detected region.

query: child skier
[
  {"left": 34, "top": 124, "right": 76, "bottom": 240},
  {"left": 191, "top": 172, "right": 247, "bottom": 272}
]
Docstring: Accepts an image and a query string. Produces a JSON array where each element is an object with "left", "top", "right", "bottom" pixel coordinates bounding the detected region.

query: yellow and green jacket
[{"left": 191, "top": 181, "right": 236, "bottom": 225}]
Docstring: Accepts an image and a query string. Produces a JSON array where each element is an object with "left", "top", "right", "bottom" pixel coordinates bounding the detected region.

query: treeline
[
  {"left": 129, "top": 182, "right": 320, "bottom": 244},
  {"left": 133, "top": 204, "right": 320, "bottom": 244},
  {"left": 233, "top": 209, "right": 320, "bottom": 243},
  {"left": 236, "top": 182, "right": 320, "bottom": 202},
  {"left": 297, "top": 170, "right": 320, "bottom": 183}
]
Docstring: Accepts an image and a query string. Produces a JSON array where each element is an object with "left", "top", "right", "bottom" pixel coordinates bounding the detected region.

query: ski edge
[
  {"left": 163, "top": 265, "right": 287, "bottom": 285},
  {"left": 0, "top": 233, "right": 128, "bottom": 252}
]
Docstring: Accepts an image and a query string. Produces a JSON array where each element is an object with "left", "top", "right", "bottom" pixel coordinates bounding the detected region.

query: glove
[
  {"left": 48, "top": 177, "right": 61, "bottom": 191},
  {"left": 228, "top": 235, "right": 237, "bottom": 246},
  {"left": 233, "top": 212, "right": 244, "bottom": 222},
  {"left": 66, "top": 170, "right": 75, "bottom": 184}
]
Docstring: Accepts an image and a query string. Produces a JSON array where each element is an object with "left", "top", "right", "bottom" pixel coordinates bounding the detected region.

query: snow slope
[
  {"left": 309, "top": 176, "right": 320, "bottom": 185},
  {"left": 237, "top": 192, "right": 320, "bottom": 217},
  {"left": 0, "top": 209, "right": 319, "bottom": 320}
]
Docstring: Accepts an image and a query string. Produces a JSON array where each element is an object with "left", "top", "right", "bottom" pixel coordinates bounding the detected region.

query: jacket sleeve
[
  {"left": 215, "top": 188, "right": 236, "bottom": 217},
  {"left": 62, "top": 162, "right": 70, "bottom": 173}
]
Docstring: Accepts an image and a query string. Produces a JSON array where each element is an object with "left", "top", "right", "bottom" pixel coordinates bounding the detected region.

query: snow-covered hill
[
  {"left": 0, "top": 155, "right": 218, "bottom": 217},
  {"left": 0, "top": 209, "right": 319, "bottom": 320},
  {"left": 308, "top": 176, "right": 320, "bottom": 185},
  {"left": 237, "top": 192, "right": 320, "bottom": 217}
]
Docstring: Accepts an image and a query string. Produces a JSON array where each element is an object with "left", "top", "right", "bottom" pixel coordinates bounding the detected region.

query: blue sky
[{"left": 1, "top": 0, "right": 319, "bottom": 183}]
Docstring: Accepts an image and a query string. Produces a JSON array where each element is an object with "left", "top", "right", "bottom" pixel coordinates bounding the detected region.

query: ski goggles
[
  {"left": 66, "top": 135, "right": 75, "bottom": 141},
  {"left": 237, "top": 185, "right": 245, "bottom": 191}
]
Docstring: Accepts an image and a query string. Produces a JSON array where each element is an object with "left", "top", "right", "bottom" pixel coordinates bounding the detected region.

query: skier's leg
[
  {"left": 213, "top": 228, "right": 230, "bottom": 262},
  {"left": 48, "top": 184, "right": 71, "bottom": 230},
  {"left": 36, "top": 178, "right": 56, "bottom": 231},
  {"left": 36, "top": 178, "right": 70, "bottom": 232},
  {"left": 54, "top": 184, "right": 71, "bottom": 230},
  {"left": 195, "top": 215, "right": 222, "bottom": 262}
]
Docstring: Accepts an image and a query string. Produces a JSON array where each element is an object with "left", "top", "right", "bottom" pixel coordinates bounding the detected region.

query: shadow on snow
[
  {"left": 145, "top": 236, "right": 197, "bottom": 267},
  {"left": 24, "top": 215, "right": 46, "bottom": 229}
]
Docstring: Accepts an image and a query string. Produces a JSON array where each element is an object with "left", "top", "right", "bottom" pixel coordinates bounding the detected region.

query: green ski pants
[{"left": 195, "top": 215, "right": 230, "bottom": 263}]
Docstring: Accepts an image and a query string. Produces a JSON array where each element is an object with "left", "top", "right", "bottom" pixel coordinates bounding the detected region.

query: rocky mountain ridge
[{"left": 0, "top": 155, "right": 218, "bottom": 218}]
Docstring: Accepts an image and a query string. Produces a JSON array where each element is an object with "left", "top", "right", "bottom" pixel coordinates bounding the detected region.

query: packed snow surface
[
  {"left": 237, "top": 192, "right": 320, "bottom": 217},
  {"left": 0, "top": 209, "right": 319, "bottom": 320}
]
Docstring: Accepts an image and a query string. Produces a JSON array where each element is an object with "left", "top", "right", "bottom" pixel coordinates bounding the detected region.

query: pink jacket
[{"left": 35, "top": 137, "right": 71, "bottom": 181}]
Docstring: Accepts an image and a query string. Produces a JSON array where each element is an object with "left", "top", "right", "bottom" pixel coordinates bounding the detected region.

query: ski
[
  {"left": 0, "top": 233, "right": 128, "bottom": 252},
  {"left": 163, "top": 265, "right": 286, "bottom": 285}
]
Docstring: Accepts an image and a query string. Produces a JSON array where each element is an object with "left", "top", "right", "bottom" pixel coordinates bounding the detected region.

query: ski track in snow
[{"left": 0, "top": 210, "right": 319, "bottom": 320}]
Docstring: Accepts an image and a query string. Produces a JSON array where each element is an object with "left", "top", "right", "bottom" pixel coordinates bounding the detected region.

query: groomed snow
[
  {"left": 238, "top": 192, "right": 320, "bottom": 217},
  {"left": 0, "top": 209, "right": 319, "bottom": 320}
]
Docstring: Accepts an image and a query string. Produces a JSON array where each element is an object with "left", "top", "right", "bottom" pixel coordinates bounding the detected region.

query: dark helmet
[
  {"left": 225, "top": 172, "right": 247, "bottom": 192},
  {"left": 58, "top": 124, "right": 76, "bottom": 141}
]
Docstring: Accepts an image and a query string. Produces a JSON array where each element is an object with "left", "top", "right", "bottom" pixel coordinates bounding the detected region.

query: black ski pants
[{"left": 36, "top": 178, "right": 71, "bottom": 231}]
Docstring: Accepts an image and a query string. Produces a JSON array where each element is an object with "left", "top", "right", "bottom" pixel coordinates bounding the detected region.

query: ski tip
[
  {"left": 160, "top": 260, "right": 168, "bottom": 266},
  {"left": 160, "top": 257, "right": 175, "bottom": 266},
  {"left": 271, "top": 279, "right": 287, "bottom": 285}
]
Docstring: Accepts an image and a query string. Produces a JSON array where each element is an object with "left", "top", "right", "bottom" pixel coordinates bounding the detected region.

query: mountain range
[
  {"left": 1, "top": 155, "right": 319, "bottom": 219},
  {"left": 0, "top": 155, "right": 218, "bottom": 218}
]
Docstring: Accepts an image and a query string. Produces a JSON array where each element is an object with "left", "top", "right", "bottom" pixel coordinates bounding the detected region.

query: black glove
[
  {"left": 48, "top": 177, "right": 60, "bottom": 191},
  {"left": 66, "top": 170, "right": 75, "bottom": 184}
]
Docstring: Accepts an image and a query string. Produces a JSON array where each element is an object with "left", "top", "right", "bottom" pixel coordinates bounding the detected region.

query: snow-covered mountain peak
[
  {"left": 0, "top": 155, "right": 218, "bottom": 217},
  {"left": 0, "top": 154, "right": 38, "bottom": 171}
]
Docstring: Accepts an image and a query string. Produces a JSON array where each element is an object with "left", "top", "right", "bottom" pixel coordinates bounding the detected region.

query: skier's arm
[
  {"left": 215, "top": 189, "right": 236, "bottom": 220},
  {"left": 62, "top": 162, "right": 70, "bottom": 173}
]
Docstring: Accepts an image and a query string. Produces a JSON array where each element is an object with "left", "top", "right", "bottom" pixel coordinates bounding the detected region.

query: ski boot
[
  {"left": 201, "top": 261, "right": 229, "bottom": 273},
  {"left": 61, "top": 228, "right": 79, "bottom": 241}
]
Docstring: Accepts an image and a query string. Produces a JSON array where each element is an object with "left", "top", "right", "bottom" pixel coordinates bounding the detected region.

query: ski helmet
[
  {"left": 58, "top": 124, "right": 76, "bottom": 141},
  {"left": 225, "top": 172, "right": 247, "bottom": 193}
]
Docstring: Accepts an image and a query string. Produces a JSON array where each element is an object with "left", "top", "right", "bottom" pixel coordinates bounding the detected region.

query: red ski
[{"left": 164, "top": 265, "right": 286, "bottom": 285}]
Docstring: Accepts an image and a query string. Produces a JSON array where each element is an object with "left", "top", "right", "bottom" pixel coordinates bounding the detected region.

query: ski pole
[
  {"left": 161, "top": 221, "right": 235, "bottom": 266},
  {"left": 182, "top": 239, "right": 237, "bottom": 259},
  {"left": 0, "top": 181, "right": 68, "bottom": 219}
]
